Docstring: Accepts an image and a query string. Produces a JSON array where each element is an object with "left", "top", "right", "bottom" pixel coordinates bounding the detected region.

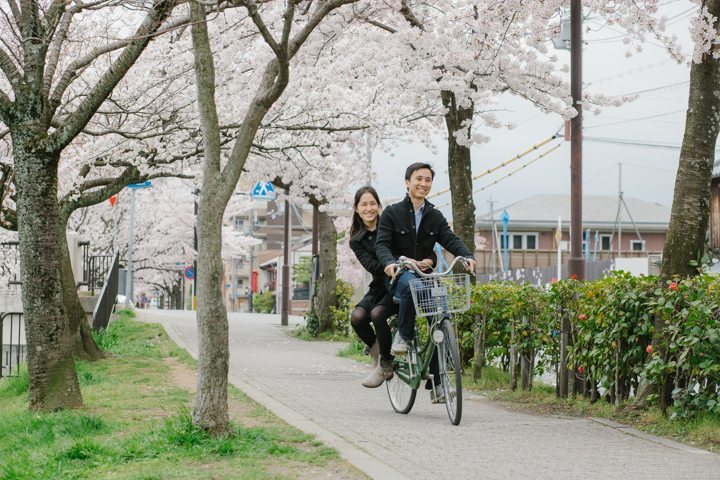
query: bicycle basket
[{"left": 408, "top": 274, "right": 470, "bottom": 316}]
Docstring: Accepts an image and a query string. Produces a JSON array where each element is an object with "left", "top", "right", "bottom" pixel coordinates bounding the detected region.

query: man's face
[{"left": 405, "top": 168, "right": 433, "bottom": 201}]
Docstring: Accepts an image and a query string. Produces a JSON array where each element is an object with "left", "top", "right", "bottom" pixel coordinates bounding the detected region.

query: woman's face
[{"left": 356, "top": 192, "right": 379, "bottom": 226}]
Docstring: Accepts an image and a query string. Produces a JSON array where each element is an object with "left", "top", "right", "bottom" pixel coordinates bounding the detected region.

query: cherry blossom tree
[
  {"left": 186, "top": 0, "right": 360, "bottom": 435},
  {"left": 0, "top": 0, "right": 189, "bottom": 411}
]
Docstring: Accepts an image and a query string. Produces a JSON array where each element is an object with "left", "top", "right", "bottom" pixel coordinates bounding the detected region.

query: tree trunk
[
  {"left": 58, "top": 216, "right": 106, "bottom": 361},
  {"left": 661, "top": 2, "right": 720, "bottom": 278},
  {"left": 189, "top": 1, "right": 229, "bottom": 436},
  {"left": 193, "top": 197, "right": 229, "bottom": 435},
  {"left": 314, "top": 207, "right": 338, "bottom": 333},
  {"left": 472, "top": 315, "right": 485, "bottom": 381},
  {"left": 14, "top": 145, "right": 83, "bottom": 411},
  {"left": 441, "top": 91, "right": 476, "bottom": 265},
  {"left": 636, "top": 2, "right": 720, "bottom": 409}
]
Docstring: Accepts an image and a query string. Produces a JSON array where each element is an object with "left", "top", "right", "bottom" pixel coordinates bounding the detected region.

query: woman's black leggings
[
  {"left": 350, "top": 304, "right": 396, "bottom": 362},
  {"left": 350, "top": 306, "right": 375, "bottom": 348}
]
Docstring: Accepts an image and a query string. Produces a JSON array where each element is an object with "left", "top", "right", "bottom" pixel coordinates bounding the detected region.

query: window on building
[
  {"left": 500, "top": 233, "right": 539, "bottom": 250},
  {"left": 600, "top": 235, "right": 612, "bottom": 251},
  {"left": 630, "top": 240, "right": 645, "bottom": 252},
  {"left": 526, "top": 235, "right": 537, "bottom": 250},
  {"left": 234, "top": 217, "right": 244, "bottom": 230}
]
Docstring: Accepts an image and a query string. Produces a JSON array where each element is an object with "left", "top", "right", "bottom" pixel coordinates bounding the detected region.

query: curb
[{"left": 161, "top": 321, "right": 409, "bottom": 480}]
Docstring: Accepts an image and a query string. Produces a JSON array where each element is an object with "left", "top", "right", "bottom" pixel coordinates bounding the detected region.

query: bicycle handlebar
[{"left": 393, "top": 255, "right": 474, "bottom": 281}]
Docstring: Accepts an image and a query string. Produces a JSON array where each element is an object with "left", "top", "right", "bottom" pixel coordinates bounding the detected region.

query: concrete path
[{"left": 138, "top": 310, "right": 720, "bottom": 480}]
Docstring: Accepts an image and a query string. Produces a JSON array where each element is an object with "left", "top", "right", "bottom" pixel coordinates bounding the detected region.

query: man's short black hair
[{"left": 405, "top": 162, "right": 435, "bottom": 181}]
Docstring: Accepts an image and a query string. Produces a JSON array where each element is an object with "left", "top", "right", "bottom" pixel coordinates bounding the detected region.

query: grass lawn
[
  {"left": 0, "top": 310, "right": 363, "bottom": 480},
  {"left": 464, "top": 365, "right": 720, "bottom": 453}
]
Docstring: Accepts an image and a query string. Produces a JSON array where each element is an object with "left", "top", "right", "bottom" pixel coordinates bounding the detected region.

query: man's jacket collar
[{"left": 403, "top": 194, "right": 435, "bottom": 212}]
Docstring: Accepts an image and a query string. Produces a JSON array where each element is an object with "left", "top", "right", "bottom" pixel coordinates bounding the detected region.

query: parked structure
[{"left": 475, "top": 194, "right": 670, "bottom": 274}]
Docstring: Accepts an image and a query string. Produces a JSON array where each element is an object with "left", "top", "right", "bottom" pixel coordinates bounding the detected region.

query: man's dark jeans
[
  {"left": 392, "top": 270, "right": 418, "bottom": 341},
  {"left": 392, "top": 269, "right": 440, "bottom": 387}
]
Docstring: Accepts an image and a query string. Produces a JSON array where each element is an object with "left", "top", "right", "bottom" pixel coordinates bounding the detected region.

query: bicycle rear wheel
[
  {"left": 439, "top": 319, "right": 462, "bottom": 425},
  {"left": 386, "top": 371, "right": 417, "bottom": 414}
]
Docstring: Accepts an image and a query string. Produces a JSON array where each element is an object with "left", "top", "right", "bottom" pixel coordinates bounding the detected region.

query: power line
[
  {"left": 428, "top": 134, "right": 560, "bottom": 199},
  {"left": 586, "top": 59, "right": 675, "bottom": 86},
  {"left": 584, "top": 109, "right": 685, "bottom": 130},
  {"left": 584, "top": 135, "right": 720, "bottom": 152},
  {"left": 437, "top": 143, "right": 562, "bottom": 208},
  {"left": 612, "top": 81, "right": 689, "bottom": 98}
]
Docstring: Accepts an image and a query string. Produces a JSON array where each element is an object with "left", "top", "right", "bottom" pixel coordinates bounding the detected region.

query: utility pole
[
  {"left": 560, "top": 0, "right": 583, "bottom": 399},
  {"left": 281, "top": 198, "right": 291, "bottom": 326},
  {"left": 568, "top": 0, "right": 584, "bottom": 282},
  {"left": 310, "top": 203, "right": 319, "bottom": 307}
]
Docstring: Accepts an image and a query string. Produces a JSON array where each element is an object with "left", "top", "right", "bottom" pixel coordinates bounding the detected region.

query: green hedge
[{"left": 456, "top": 273, "right": 720, "bottom": 417}]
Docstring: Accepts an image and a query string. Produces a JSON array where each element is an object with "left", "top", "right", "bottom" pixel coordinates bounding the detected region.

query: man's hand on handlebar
[
  {"left": 384, "top": 263, "right": 397, "bottom": 278},
  {"left": 465, "top": 258, "right": 477, "bottom": 274}
]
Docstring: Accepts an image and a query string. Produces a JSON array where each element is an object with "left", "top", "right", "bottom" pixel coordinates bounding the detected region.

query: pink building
[{"left": 475, "top": 194, "right": 669, "bottom": 274}]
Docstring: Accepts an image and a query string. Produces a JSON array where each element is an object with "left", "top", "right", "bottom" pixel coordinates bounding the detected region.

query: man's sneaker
[
  {"left": 391, "top": 333, "right": 409, "bottom": 356},
  {"left": 430, "top": 384, "right": 446, "bottom": 404}
]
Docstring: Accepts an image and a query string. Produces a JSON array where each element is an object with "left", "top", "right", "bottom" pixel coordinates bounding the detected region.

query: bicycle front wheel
[
  {"left": 439, "top": 319, "right": 463, "bottom": 425},
  {"left": 386, "top": 372, "right": 417, "bottom": 414}
]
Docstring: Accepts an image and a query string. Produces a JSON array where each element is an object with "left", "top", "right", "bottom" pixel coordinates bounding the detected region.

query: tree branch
[
  {"left": 46, "top": 2, "right": 186, "bottom": 152},
  {"left": 190, "top": 1, "right": 223, "bottom": 179}
]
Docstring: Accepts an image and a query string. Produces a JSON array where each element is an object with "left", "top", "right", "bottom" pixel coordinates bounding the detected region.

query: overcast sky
[{"left": 369, "top": 1, "right": 700, "bottom": 221}]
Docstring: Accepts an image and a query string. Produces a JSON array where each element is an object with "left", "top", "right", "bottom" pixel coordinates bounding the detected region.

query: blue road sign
[
  {"left": 251, "top": 181, "right": 276, "bottom": 200},
  {"left": 128, "top": 181, "right": 152, "bottom": 189},
  {"left": 183, "top": 266, "right": 195, "bottom": 280}
]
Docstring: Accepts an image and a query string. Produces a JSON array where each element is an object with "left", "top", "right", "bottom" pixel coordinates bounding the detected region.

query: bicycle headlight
[{"left": 432, "top": 329, "right": 444, "bottom": 344}]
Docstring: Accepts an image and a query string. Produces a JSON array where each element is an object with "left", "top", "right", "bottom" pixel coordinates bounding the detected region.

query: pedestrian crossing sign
[{"left": 251, "top": 181, "right": 276, "bottom": 200}]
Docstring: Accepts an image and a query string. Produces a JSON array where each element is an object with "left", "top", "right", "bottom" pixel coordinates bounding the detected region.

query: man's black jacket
[
  {"left": 351, "top": 225, "right": 439, "bottom": 295},
  {"left": 375, "top": 195, "right": 474, "bottom": 267}
]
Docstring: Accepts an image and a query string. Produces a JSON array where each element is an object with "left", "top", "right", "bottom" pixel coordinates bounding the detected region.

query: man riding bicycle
[{"left": 376, "top": 162, "right": 476, "bottom": 401}]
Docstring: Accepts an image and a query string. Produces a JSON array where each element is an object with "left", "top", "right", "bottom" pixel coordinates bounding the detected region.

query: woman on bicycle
[{"left": 349, "top": 186, "right": 431, "bottom": 387}]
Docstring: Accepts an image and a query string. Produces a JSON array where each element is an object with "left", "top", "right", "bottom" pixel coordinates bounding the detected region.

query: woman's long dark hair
[{"left": 350, "top": 186, "right": 382, "bottom": 240}]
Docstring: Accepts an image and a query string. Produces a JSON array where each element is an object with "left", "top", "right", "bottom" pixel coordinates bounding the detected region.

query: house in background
[{"left": 475, "top": 194, "right": 670, "bottom": 274}]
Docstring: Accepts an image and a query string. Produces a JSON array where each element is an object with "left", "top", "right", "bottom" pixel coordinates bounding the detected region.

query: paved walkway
[{"left": 138, "top": 310, "right": 720, "bottom": 480}]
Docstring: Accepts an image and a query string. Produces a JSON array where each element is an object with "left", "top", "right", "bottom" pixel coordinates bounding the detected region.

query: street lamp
[{"left": 125, "top": 180, "right": 152, "bottom": 308}]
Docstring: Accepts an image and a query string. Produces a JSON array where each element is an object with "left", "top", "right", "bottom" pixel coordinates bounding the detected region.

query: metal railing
[
  {"left": 0, "top": 312, "right": 25, "bottom": 378},
  {"left": 87, "top": 255, "right": 113, "bottom": 295},
  {"left": 475, "top": 249, "right": 660, "bottom": 275},
  {"left": 92, "top": 252, "right": 120, "bottom": 330}
]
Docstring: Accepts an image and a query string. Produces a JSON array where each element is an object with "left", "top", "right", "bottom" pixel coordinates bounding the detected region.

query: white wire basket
[{"left": 408, "top": 274, "right": 471, "bottom": 317}]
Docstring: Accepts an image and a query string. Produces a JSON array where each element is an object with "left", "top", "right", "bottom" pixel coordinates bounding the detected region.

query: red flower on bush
[
  {"left": 571, "top": 274, "right": 578, "bottom": 280},
  {"left": 669, "top": 282, "right": 678, "bottom": 291},
  {"left": 646, "top": 345, "right": 653, "bottom": 354},
  {"left": 578, "top": 366, "right": 584, "bottom": 374},
  {"left": 551, "top": 277, "right": 558, "bottom": 283},
  {"left": 578, "top": 313, "right": 587, "bottom": 320}
]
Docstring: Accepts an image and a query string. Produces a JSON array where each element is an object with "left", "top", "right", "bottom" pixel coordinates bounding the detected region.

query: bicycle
[{"left": 386, "top": 255, "right": 472, "bottom": 425}]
